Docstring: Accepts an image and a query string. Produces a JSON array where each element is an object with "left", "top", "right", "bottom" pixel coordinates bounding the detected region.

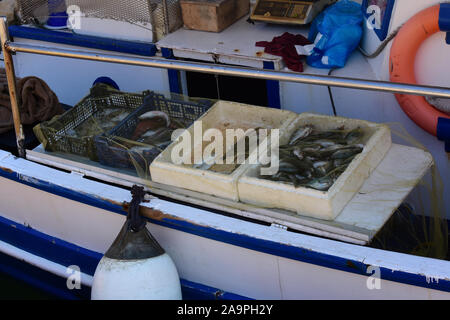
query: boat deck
[{"left": 26, "top": 143, "right": 433, "bottom": 245}]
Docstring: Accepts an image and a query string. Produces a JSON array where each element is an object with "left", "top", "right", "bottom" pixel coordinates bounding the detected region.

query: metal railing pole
[
  {"left": 0, "top": 18, "right": 25, "bottom": 158},
  {"left": 4, "top": 42, "right": 450, "bottom": 99}
]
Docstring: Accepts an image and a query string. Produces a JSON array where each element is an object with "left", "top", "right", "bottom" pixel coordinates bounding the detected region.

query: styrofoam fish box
[
  {"left": 150, "top": 100, "right": 297, "bottom": 200},
  {"left": 237, "top": 113, "right": 392, "bottom": 221}
]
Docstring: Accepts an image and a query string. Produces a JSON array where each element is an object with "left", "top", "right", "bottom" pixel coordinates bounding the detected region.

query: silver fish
[
  {"left": 295, "top": 174, "right": 307, "bottom": 180},
  {"left": 345, "top": 128, "right": 363, "bottom": 144},
  {"left": 279, "top": 160, "right": 299, "bottom": 174},
  {"left": 292, "top": 147, "right": 304, "bottom": 160},
  {"left": 306, "top": 178, "right": 333, "bottom": 191},
  {"left": 330, "top": 146, "right": 363, "bottom": 160},
  {"left": 313, "top": 161, "right": 332, "bottom": 176},
  {"left": 289, "top": 126, "right": 313, "bottom": 145},
  {"left": 139, "top": 110, "right": 171, "bottom": 127},
  {"left": 314, "top": 139, "right": 336, "bottom": 148}
]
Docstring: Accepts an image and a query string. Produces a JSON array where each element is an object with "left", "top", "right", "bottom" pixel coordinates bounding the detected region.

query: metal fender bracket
[{"left": 270, "top": 223, "right": 288, "bottom": 231}]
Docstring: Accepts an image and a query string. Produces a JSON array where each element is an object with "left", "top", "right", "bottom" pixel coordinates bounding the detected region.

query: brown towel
[{"left": 0, "top": 69, "right": 64, "bottom": 134}]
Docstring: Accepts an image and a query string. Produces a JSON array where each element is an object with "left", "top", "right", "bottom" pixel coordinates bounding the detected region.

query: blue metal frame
[
  {"left": 362, "top": 0, "right": 396, "bottom": 42},
  {"left": 263, "top": 61, "right": 281, "bottom": 109},
  {"left": 0, "top": 165, "right": 449, "bottom": 294},
  {"left": 161, "top": 49, "right": 281, "bottom": 108},
  {"left": 439, "top": 3, "right": 450, "bottom": 44},
  {"left": 8, "top": 25, "right": 157, "bottom": 57},
  {"left": 161, "top": 47, "right": 182, "bottom": 94}
]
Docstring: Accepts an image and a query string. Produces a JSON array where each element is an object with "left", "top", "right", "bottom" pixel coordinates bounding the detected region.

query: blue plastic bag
[{"left": 307, "top": 0, "right": 363, "bottom": 69}]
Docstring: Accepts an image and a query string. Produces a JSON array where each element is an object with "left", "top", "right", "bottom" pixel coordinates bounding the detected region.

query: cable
[
  {"left": 327, "top": 68, "right": 337, "bottom": 116},
  {"left": 328, "top": 26, "right": 402, "bottom": 117},
  {"left": 358, "top": 25, "right": 403, "bottom": 59}
]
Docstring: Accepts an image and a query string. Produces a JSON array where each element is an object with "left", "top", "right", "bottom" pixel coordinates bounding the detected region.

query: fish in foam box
[
  {"left": 237, "top": 113, "right": 392, "bottom": 220},
  {"left": 150, "top": 100, "right": 297, "bottom": 201}
]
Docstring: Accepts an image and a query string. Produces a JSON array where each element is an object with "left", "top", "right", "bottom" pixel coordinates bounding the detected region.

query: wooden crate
[{"left": 180, "top": 0, "right": 250, "bottom": 32}]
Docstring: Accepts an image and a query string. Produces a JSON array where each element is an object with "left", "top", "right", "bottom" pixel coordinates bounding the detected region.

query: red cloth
[{"left": 256, "top": 32, "right": 312, "bottom": 72}]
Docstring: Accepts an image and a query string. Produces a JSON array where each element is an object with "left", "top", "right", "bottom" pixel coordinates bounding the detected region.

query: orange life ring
[{"left": 389, "top": 4, "right": 450, "bottom": 137}]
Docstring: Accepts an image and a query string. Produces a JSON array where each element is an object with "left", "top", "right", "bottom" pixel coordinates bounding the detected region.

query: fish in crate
[{"left": 95, "top": 92, "right": 213, "bottom": 173}]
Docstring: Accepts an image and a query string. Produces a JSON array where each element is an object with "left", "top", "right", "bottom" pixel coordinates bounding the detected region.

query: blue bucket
[{"left": 46, "top": 0, "right": 68, "bottom": 29}]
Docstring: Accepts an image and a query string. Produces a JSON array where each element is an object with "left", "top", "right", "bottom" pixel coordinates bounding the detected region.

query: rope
[
  {"left": 127, "top": 185, "right": 147, "bottom": 232},
  {"left": 426, "top": 96, "right": 450, "bottom": 114},
  {"left": 359, "top": 24, "right": 450, "bottom": 114},
  {"left": 358, "top": 25, "right": 402, "bottom": 59}
]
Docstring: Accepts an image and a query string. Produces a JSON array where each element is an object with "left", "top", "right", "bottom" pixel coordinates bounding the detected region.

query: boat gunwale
[{"left": 0, "top": 151, "right": 449, "bottom": 294}]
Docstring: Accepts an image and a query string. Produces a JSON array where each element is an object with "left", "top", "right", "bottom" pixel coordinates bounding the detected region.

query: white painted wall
[{"left": 12, "top": 38, "right": 170, "bottom": 106}]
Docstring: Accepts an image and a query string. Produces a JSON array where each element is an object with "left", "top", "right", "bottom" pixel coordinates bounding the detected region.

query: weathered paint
[{"left": 0, "top": 151, "right": 449, "bottom": 298}]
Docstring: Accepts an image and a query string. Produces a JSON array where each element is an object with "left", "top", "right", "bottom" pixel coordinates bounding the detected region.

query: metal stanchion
[{"left": 0, "top": 17, "right": 25, "bottom": 157}]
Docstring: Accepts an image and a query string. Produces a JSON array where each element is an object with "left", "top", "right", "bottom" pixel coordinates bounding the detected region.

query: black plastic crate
[
  {"left": 34, "top": 84, "right": 148, "bottom": 161},
  {"left": 95, "top": 92, "right": 214, "bottom": 171}
]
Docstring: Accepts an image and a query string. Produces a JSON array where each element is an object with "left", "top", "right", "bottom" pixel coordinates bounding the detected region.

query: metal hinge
[
  {"left": 70, "top": 171, "right": 85, "bottom": 178},
  {"left": 270, "top": 223, "right": 288, "bottom": 231}
]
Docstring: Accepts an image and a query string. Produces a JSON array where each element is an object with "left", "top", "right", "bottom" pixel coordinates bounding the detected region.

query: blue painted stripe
[
  {"left": 439, "top": 3, "right": 450, "bottom": 32},
  {"left": 0, "top": 249, "right": 90, "bottom": 300},
  {"left": 0, "top": 216, "right": 250, "bottom": 300},
  {"left": 0, "top": 247, "right": 249, "bottom": 300},
  {"left": 161, "top": 48, "right": 182, "bottom": 94},
  {"left": 0, "top": 165, "right": 449, "bottom": 293},
  {"left": 0, "top": 167, "right": 127, "bottom": 216},
  {"left": 180, "top": 279, "right": 252, "bottom": 300},
  {"left": 0, "top": 214, "right": 102, "bottom": 275},
  {"left": 152, "top": 218, "right": 450, "bottom": 293},
  {"left": 9, "top": 25, "right": 157, "bottom": 57},
  {"left": 437, "top": 117, "right": 450, "bottom": 152},
  {"left": 263, "top": 61, "right": 281, "bottom": 109}
]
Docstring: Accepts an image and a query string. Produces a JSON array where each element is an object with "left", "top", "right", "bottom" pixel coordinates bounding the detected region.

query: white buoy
[{"left": 91, "top": 186, "right": 182, "bottom": 300}]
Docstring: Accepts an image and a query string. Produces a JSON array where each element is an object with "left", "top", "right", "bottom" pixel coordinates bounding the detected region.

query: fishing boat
[{"left": 0, "top": 0, "right": 449, "bottom": 299}]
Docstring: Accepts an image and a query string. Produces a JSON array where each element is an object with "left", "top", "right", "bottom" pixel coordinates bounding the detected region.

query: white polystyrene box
[
  {"left": 150, "top": 100, "right": 297, "bottom": 201},
  {"left": 237, "top": 113, "right": 392, "bottom": 220}
]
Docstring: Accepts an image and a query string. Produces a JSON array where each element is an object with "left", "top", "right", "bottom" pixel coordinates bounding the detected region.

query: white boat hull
[{"left": 0, "top": 150, "right": 448, "bottom": 300}]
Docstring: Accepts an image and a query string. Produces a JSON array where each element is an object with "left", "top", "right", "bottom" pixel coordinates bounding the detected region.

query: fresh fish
[
  {"left": 140, "top": 128, "right": 173, "bottom": 145},
  {"left": 313, "top": 161, "right": 332, "bottom": 176},
  {"left": 314, "top": 139, "right": 336, "bottom": 148},
  {"left": 139, "top": 111, "right": 171, "bottom": 127},
  {"left": 261, "top": 125, "right": 365, "bottom": 192},
  {"left": 278, "top": 160, "right": 300, "bottom": 174},
  {"left": 306, "top": 178, "right": 334, "bottom": 191},
  {"left": 304, "top": 170, "right": 313, "bottom": 179},
  {"left": 330, "top": 146, "right": 363, "bottom": 160},
  {"left": 289, "top": 126, "right": 313, "bottom": 145},
  {"left": 333, "top": 154, "right": 356, "bottom": 168},
  {"left": 345, "top": 127, "right": 363, "bottom": 144},
  {"left": 302, "top": 145, "right": 321, "bottom": 155},
  {"left": 292, "top": 147, "right": 304, "bottom": 161}
]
